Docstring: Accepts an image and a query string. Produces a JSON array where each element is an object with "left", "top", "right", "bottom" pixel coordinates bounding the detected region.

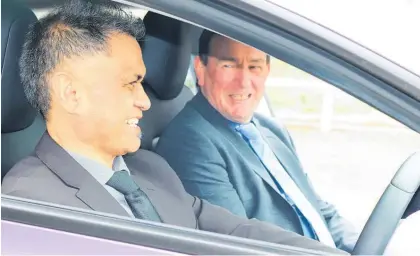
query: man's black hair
[
  {"left": 19, "top": 0, "right": 146, "bottom": 119},
  {"left": 198, "top": 30, "right": 270, "bottom": 65}
]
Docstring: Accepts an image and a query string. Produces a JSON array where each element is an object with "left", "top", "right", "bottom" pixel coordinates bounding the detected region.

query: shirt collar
[
  {"left": 67, "top": 151, "right": 131, "bottom": 185},
  {"left": 230, "top": 118, "right": 257, "bottom": 132}
]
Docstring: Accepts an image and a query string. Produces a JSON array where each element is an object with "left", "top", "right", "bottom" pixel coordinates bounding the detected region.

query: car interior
[
  {"left": 1, "top": 0, "right": 46, "bottom": 177},
  {"left": 1, "top": 0, "right": 203, "bottom": 177},
  {"left": 138, "top": 11, "right": 202, "bottom": 150},
  {"left": 3, "top": 1, "right": 420, "bottom": 255}
]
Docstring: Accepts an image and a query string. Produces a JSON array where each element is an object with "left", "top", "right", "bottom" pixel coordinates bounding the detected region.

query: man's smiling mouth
[
  {"left": 230, "top": 94, "right": 251, "bottom": 101},
  {"left": 125, "top": 118, "right": 139, "bottom": 128}
]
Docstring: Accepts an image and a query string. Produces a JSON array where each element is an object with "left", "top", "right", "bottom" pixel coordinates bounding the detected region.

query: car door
[{"left": 2, "top": 195, "right": 326, "bottom": 255}]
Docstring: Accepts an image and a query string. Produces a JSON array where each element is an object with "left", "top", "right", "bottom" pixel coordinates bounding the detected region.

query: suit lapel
[
  {"left": 219, "top": 126, "right": 282, "bottom": 195},
  {"left": 190, "top": 93, "right": 282, "bottom": 195},
  {"left": 256, "top": 123, "right": 322, "bottom": 212},
  {"left": 75, "top": 180, "right": 129, "bottom": 217},
  {"left": 35, "top": 132, "right": 129, "bottom": 217},
  {"left": 124, "top": 154, "right": 194, "bottom": 226}
]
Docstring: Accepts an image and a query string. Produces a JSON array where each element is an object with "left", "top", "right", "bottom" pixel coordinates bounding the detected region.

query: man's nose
[
  {"left": 237, "top": 68, "right": 252, "bottom": 88},
  {"left": 134, "top": 86, "right": 151, "bottom": 111}
]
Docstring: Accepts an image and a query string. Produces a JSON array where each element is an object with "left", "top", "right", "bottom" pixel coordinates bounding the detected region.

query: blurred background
[
  {"left": 258, "top": 0, "right": 420, "bottom": 230},
  {"left": 259, "top": 60, "right": 420, "bottom": 230}
]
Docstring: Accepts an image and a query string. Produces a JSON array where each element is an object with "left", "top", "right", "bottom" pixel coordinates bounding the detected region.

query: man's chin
[{"left": 123, "top": 138, "right": 142, "bottom": 155}]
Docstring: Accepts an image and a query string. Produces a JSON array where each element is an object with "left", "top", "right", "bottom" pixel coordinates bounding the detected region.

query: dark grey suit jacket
[{"left": 2, "top": 132, "right": 346, "bottom": 254}]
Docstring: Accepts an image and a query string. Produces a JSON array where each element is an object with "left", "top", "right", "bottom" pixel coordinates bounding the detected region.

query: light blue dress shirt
[{"left": 67, "top": 151, "right": 135, "bottom": 217}]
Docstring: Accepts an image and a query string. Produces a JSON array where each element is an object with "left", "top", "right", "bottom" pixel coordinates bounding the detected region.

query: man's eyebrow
[
  {"left": 249, "top": 58, "right": 265, "bottom": 63},
  {"left": 126, "top": 74, "right": 143, "bottom": 85},
  {"left": 216, "top": 56, "right": 238, "bottom": 62}
]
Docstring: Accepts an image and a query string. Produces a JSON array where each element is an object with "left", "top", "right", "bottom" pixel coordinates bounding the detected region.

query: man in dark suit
[
  {"left": 1, "top": 0, "right": 345, "bottom": 254},
  {"left": 155, "top": 30, "right": 359, "bottom": 252}
]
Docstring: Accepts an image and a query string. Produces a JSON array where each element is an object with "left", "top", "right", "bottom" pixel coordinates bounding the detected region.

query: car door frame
[{"left": 1, "top": 195, "right": 325, "bottom": 255}]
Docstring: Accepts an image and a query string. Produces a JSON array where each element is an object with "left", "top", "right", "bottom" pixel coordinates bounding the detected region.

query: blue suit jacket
[{"left": 155, "top": 92, "right": 359, "bottom": 252}]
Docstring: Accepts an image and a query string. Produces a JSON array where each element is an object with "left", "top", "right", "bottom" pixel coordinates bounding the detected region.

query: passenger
[
  {"left": 155, "top": 30, "right": 359, "bottom": 252},
  {"left": 1, "top": 0, "right": 345, "bottom": 254}
]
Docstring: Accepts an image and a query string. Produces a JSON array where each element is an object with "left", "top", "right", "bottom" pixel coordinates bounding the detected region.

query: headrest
[
  {"left": 142, "top": 12, "right": 199, "bottom": 100},
  {"left": 1, "top": 1, "right": 38, "bottom": 133}
]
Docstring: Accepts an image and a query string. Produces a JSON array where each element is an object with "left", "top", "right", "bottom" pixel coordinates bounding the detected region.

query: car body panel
[{"left": 1, "top": 220, "right": 183, "bottom": 255}]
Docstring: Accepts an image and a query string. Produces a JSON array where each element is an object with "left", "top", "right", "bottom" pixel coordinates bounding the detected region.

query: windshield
[{"left": 270, "top": 0, "right": 420, "bottom": 76}]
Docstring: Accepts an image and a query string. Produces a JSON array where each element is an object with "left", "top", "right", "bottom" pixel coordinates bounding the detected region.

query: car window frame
[{"left": 1, "top": 195, "right": 325, "bottom": 255}]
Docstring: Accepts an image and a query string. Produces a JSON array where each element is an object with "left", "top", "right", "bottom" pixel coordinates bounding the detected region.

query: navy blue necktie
[{"left": 106, "top": 170, "right": 162, "bottom": 222}]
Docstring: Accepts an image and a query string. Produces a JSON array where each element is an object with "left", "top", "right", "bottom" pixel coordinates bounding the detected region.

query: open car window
[
  {"left": 252, "top": 55, "right": 420, "bottom": 230},
  {"left": 2, "top": 0, "right": 420, "bottom": 255}
]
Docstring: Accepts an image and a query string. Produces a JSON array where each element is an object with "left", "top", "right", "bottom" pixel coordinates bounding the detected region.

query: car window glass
[
  {"left": 185, "top": 55, "right": 199, "bottom": 94},
  {"left": 257, "top": 56, "right": 420, "bottom": 229}
]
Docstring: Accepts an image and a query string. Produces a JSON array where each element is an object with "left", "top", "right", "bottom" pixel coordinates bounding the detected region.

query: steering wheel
[{"left": 352, "top": 152, "right": 420, "bottom": 255}]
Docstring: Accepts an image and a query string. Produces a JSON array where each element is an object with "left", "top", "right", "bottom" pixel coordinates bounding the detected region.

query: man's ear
[
  {"left": 194, "top": 56, "right": 205, "bottom": 87},
  {"left": 49, "top": 72, "right": 81, "bottom": 114}
]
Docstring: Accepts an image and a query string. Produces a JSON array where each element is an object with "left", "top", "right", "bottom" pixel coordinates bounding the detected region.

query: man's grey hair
[{"left": 19, "top": 0, "right": 146, "bottom": 119}]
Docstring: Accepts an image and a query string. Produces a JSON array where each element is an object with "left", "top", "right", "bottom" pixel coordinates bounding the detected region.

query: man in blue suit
[{"left": 155, "top": 30, "right": 359, "bottom": 252}]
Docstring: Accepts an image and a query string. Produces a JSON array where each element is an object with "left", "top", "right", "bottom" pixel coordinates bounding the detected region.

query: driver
[{"left": 155, "top": 30, "right": 360, "bottom": 252}]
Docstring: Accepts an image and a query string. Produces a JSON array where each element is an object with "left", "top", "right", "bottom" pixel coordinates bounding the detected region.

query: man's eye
[
  {"left": 250, "top": 66, "right": 262, "bottom": 70},
  {"left": 223, "top": 64, "right": 234, "bottom": 68}
]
